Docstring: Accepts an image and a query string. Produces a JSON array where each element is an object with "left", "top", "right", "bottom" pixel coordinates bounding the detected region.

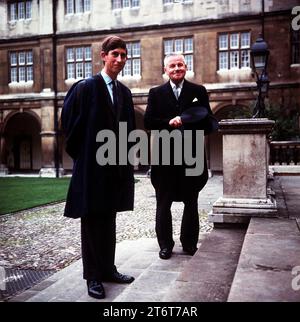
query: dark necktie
[
  {"left": 111, "top": 80, "right": 118, "bottom": 112},
  {"left": 174, "top": 85, "right": 180, "bottom": 100}
]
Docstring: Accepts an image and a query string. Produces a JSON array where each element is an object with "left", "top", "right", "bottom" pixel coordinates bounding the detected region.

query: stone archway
[{"left": 3, "top": 111, "right": 41, "bottom": 172}]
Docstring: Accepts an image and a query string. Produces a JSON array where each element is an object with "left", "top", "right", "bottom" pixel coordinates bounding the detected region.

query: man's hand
[{"left": 169, "top": 116, "right": 182, "bottom": 128}]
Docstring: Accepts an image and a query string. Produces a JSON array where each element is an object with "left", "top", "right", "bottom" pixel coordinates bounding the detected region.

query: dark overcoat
[
  {"left": 144, "top": 79, "right": 218, "bottom": 201},
  {"left": 61, "top": 74, "right": 136, "bottom": 218}
]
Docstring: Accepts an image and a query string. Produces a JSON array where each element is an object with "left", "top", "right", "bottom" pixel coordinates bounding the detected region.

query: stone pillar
[
  {"left": 39, "top": 100, "right": 64, "bottom": 177},
  {"left": 0, "top": 134, "right": 8, "bottom": 176},
  {"left": 208, "top": 118, "right": 277, "bottom": 226}
]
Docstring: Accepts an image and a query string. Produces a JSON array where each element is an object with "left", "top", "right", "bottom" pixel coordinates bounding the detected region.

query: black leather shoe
[
  {"left": 159, "top": 248, "right": 172, "bottom": 260},
  {"left": 87, "top": 280, "right": 105, "bottom": 299},
  {"left": 103, "top": 271, "right": 135, "bottom": 284},
  {"left": 183, "top": 246, "right": 198, "bottom": 256}
]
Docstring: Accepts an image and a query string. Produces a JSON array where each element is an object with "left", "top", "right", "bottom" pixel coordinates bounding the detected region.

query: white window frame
[
  {"left": 121, "top": 41, "right": 141, "bottom": 77},
  {"left": 218, "top": 31, "right": 251, "bottom": 70},
  {"left": 9, "top": 50, "right": 33, "bottom": 83},
  {"left": 66, "top": 46, "right": 92, "bottom": 79}
]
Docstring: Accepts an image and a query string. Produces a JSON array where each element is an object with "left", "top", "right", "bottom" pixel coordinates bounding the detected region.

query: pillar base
[
  {"left": 0, "top": 165, "right": 9, "bottom": 177},
  {"left": 208, "top": 195, "right": 277, "bottom": 225},
  {"left": 39, "top": 167, "right": 65, "bottom": 178}
]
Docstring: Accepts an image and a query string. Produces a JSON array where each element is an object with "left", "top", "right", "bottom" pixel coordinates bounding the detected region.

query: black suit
[
  {"left": 61, "top": 74, "right": 136, "bottom": 280},
  {"left": 144, "top": 79, "right": 217, "bottom": 250}
]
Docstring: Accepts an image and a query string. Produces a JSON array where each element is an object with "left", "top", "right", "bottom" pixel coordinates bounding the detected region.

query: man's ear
[{"left": 100, "top": 51, "right": 106, "bottom": 62}]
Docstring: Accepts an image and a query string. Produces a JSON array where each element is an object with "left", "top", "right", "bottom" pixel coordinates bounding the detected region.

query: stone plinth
[{"left": 209, "top": 118, "right": 277, "bottom": 225}]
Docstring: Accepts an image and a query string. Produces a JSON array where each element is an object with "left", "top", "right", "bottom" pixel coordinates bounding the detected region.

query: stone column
[
  {"left": 39, "top": 100, "right": 64, "bottom": 177},
  {"left": 0, "top": 134, "right": 8, "bottom": 176},
  {"left": 209, "top": 118, "right": 277, "bottom": 226}
]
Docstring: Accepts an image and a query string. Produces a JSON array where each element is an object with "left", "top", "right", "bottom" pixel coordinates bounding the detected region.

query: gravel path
[{"left": 0, "top": 175, "right": 222, "bottom": 271}]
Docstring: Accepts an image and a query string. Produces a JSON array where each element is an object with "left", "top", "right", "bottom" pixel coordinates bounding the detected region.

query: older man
[{"left": 144, "top": 53, "right": 217, "bottom": 260}]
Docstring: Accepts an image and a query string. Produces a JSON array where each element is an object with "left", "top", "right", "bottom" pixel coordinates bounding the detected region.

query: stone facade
[{"left": 0, "top": 0, "right": 299, "bottom": 174}]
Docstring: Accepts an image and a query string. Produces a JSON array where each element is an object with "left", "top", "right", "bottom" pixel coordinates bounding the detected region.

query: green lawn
[{"left": 0, "top": 177, "right": 71, "bottom": 215}]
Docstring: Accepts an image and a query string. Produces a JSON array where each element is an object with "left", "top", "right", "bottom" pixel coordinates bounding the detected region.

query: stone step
[
  {"left": 162, "top": 228, "right": 246, "bottom": 302},
  {"left": 228, "top": 217, "right": 300, "bottom": 302},
  {"left": 9, "top": 236, "right": 208, "bottom": 302}
]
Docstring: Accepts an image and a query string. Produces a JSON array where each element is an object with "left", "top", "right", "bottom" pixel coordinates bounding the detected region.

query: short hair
[
  {"left": 101, "top": 35, "right": 127, "bottom": 54},
  {"left": 164, "top": 53, "right": 186, "bottom": 67}
]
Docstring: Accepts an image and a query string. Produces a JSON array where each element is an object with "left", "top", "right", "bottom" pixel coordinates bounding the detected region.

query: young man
[
  {"left": 144, "top": 53, "right": 218, "bottom": 260},
  {"left": 61, "top": 36, "right": 136, "bottom": 299}
]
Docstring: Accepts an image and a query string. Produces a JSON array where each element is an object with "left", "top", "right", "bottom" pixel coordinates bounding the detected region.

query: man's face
[
  {"left": 101, "top": 48, "right": 127, "bottom": 78},
  {"left": 164, "top": 55, "right": 187, "bottom": 84}
]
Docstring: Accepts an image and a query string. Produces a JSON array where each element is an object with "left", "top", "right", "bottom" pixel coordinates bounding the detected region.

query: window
[
  {"left": 9, "top": 50, "right": 33, "bottom": 83},
  {"left": 112, "top": 0, "right": 140, "bottom": 10},
  {"left": 218, "top": 31, "right": 250, "bottom": 70},
  {"left": 65, "top": 0, "right": 91, "bottom": 14},
  {"left": 122, "top": 41, "right": 141, "bottom": 76},
  {"left": 163, "top": 0, "right": 193, "bottom": 4},
  {"left": 8, "top": 1, "right": 32, "bottom": 21},
  {"left": 163, "top": 37, "right": 194, "bottom": 72},
  {"left": 66, "top": 46, "right": 92, "bottom": 79},
  {"left": 291, "top": 29, "right": 300, "bottom": 64}
]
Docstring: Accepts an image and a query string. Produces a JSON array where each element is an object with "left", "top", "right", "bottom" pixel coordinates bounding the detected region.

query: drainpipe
[
  {"left": 52, "top": 0, "right": 59, "bottom": 178},
  {"left": 261, "top": 0, "right": 265, "bottom": 38}
]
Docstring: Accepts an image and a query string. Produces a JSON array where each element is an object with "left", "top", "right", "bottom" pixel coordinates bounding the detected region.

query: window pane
[
  {"left": 185, "top": 54, "right": 193, "bottom": 71},
  {"left": 123, "top": 60, "right": 131, "bottom": 76},
  {"left": 18, "top": 2, "right": 25, "bottom": 19},
  {"left": 67, "top": 48, "right": 74, "bottom": 61},
  {"left": 66, "top": 0, "right": 74, "bottom": 14},
  {"left": 76, "top": 47, "right": 83, "bottom": 61},
  {"left": 174, "top": 39, "right": 183, "bottom": 53},
  {"left": 241, "top": 50, "right": 250, "bottom": 67},
  {"left": 26, "top": 1, "right": 32, "bottom": 19},
  {"left": 132, "top": 42, "right": 140, "bottom": 57},
  {"left": 219, "top": 34, "right": 228, "bottom": 50},
  {"left": 241, "top": 32, "right": 250, "bottom": 48},
  {"left": 11, "top": 67, "right": 17, "bottom": 82},
  {"left": 67, "top": 64, "right": 75, "bottom": 78},
  {"left": 19, "top": 52, "right": 26, "bottom": 65},
  {"left": 184, "top": 38, "right": 193, "bottom": 53},
  {"left": 85, "top": 62, "right": 92, "bottom": 77},
  {"left": 219, "top": 52, "right": 228, "bottom": 69},
  {"left": 10, "top": 52, "right": 17, "bottom": 65},
  {"left": 123, "top": 0, "right": 130, "bottom": 8},
  {"left": 83, "top": 0, "right": 91, "bottom": 11},
  {"left": 26, "top": 51, "right": 33, "bottom": 64},
  {"left": 85, "top": 47, "right": 91, "bottom": 60},
  {"left": 132, "top": 0, "right": 140, "bottom": 7},
  {"left": 230, "top": 51, "right": 239, "bottom": 68},
  {"left": 164, "top": 40, "right": 173, "bottom": 55},
  {"left": 132, "top": 59, "right": 140, "bottom": 75},
  {"left": 113, "top": 0, "right": 122, "bottom": 9},
  {"left": 230, "top": 33, "right": 239, "bottom": 49},
  {"left": 126, "top": 43, "right": 132, "bottom": 58},
  {"left": 27, "top": 66, "right": 33, "bottom": 81},
  {"left": 10, "top": 3, "right": 17, "bottom": 21},
  {"left": 19, "top": 67, "right": 26, "bottom": 81},
  {"left": 76, "top": 62, "right": 84, "bottom": 78},
  {"left": 75, "top": 0, "right": 83, "bottom": 13}
]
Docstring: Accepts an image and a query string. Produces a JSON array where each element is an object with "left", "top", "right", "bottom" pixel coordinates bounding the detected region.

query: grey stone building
[{"left": 0, "top": 0, "right": 299, "bottom": 175}]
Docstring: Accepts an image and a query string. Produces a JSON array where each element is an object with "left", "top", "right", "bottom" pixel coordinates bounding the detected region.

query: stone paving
[{"left": 0, "top": 174, "right": 222, "bottom": 301}]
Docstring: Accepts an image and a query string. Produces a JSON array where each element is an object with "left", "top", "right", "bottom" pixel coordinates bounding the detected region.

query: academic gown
[{"left": 61, "top": 74, "right": 136, "bottom": 218}]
